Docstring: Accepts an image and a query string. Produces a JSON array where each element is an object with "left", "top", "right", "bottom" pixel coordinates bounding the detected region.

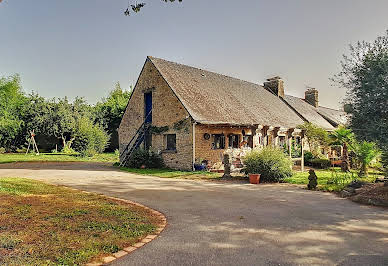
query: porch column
[
  {"left": 287, "top": 129, "right": 293, "bottom": 158},
  {"left": 274, "top": 127, "right": 280, "bottom": 147},
  {"left": 301, "top": 131, "right": 305, "bottom": 172}
]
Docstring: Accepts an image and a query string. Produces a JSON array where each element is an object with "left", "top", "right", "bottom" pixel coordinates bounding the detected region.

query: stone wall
[
  {"left": 194, "top": 124, "right": 253, "bottom": 165},
  {"left": 119, "top": 58, "right": 193, "bottom": 170}
]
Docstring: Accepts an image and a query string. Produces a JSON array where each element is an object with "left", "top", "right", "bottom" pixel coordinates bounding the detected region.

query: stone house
[{"left": 119, "top": 57, "right": 346, "bottom": 170}]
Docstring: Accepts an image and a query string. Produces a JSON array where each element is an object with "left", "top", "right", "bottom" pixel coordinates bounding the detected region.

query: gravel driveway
[{"left": 0, "top": 162, "right": 387, "bottom": 266}]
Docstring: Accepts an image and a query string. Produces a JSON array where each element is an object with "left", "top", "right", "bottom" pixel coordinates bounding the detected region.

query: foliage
[
  {"left": 304, "top": 151, "right": 314, "bottom": 164},
  {"left": 329, "top": 126, "right": 355, "bottom": 171},
  {"left": 126, "top": 149, "right": 165, "bottom": 169},
  {"left": 0, "top": 74, "right": 119, "bottom": 156},
  {"left": 382, "top": 151, "right": 388, "bottom": 177},
  {"left": 352, "top": 141, "right": 380, "bottom": 176},
  {"left": 0, "top": 177, "right": 157, "bottom": 265},
  {"left": 297, "top": 122, "right": 329, "bottom": 157},
  {"left": 334, "top": 30, "right": 388, "bottom": 149},
  {"left": 243, "top": 147, "right": 292, "bottom": 182},
  {"left": 0, "top": 75, "right": 26, "bottom": 152},
  {"left": 310, "top": 158, "right": 331, "bottom": 169},
  {"left": 94, "top": 83, "right": 131, "bottom": 151},
  {"left": 72, "top": 116, "right": 109, "bottom": 157},
  {"left": 124, "top": 0, "right": 182, "bottom": 16},
  {"left": 329, "top": 126, "right": 355, "bottom": 147}
]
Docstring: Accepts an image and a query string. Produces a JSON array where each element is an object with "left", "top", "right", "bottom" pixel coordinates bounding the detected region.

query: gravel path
[{"left": 0, "top": 162, "right": 387, "bottom": 266}]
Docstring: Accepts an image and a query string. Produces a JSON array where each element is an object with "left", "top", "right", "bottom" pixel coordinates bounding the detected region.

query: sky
[{"left": 1, "top": 0, "right": 388, "bottom": 109}]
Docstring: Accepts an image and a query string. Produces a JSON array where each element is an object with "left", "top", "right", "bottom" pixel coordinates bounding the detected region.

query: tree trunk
[
  {"left": 61, "top": 136, "right": 66, "bottom": 149},
  {"left": 341, "top": 143, "right": 350, "bottom": 172}
]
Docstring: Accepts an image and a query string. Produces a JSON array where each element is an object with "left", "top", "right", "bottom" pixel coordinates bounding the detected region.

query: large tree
[{"left": 334, "top": 31, "right": 388, "bottom": 149}]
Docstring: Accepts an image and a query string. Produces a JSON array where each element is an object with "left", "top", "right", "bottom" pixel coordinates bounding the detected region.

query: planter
[{"left": 249, "top": 174, "right": 261, "bottom": 184}]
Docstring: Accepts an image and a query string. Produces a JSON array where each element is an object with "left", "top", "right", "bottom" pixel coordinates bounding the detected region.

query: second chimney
[
  {"left": 264, "top": 76, "right": 284, "bottom": 98},
  {"left": 305, "top": 88, "right": 319, "bottom": 108}
]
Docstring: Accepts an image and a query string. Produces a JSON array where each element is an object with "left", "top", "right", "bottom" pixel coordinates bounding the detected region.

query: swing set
[{"left": 25, "top": 130, "right": 39, "bottom": 155}]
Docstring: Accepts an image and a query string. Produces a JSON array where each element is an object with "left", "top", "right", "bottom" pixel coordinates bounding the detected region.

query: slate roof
[
  {"left": 284, "top": 95, "right": 336, "bottom": 129},
  {"left": 148, "top": 56, "right": 346, "bottom": 129},
  {"left": 317, "top": 106, "right": 348, "bottom": 127}
]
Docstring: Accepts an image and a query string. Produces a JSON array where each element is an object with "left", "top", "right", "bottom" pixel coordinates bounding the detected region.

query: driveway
[{"left": 0, "top": 162, "right": 387, "bottom": 266}]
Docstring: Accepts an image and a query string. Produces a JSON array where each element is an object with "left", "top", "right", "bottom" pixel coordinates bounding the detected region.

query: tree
[
  {"left": 0, "top": 75, "right": 26, "bottom": 152},
  {"left": 352, "top": 141, "right": 380, "bottom": 177},
  {"left": 94, "top": 82, "right": 132, "bottom": 151},
  {"left": 334, "top": 30, "right": 388, "bottom": 150},
  {"left": 329, "top": 126, "right": 355, "bottom": 172},
  {"left": 124, "top": 0, "right": 182, "bottom": 16},
  {"left": 298, "top": 122, "right": 329, "bottom": 157}
]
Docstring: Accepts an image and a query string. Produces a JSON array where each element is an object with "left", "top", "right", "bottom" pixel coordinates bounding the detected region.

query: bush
[
  {"left": 72, "top": 117, "right": 109, "bottom": 157},
  {"left": 127, "top": 149, "right": 165, "bottom": 169},
  {"left": 310, "top": 158, "right": 331, "bottom": 169},
  {"left": 243, "top": 147, "right": 292, "bottom": 182},
  {"left": 304, "top": 151, "right": 314, "bottom": 165}
]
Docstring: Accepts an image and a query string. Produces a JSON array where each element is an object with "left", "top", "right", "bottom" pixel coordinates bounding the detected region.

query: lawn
[
  {"left": 120, "top": 167, "right": 222, "bottom": 179},
  {"left": 0, "top": 178, "right": 160, "bottom": 265},
  {"left": 0, "top": 153, "right": 119, "bottom": 164},
  {"left": 285, "top": 168, "right": 381, "bottom": 192}
]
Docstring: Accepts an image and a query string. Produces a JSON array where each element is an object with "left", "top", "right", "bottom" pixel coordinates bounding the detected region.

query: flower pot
[{"left": 249, "top": 174, "right": 261, "bottom": 184}]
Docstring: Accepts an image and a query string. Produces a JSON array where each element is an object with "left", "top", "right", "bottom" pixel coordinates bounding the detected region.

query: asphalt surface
[{"left": 0, "top": 162, "right": 387, "bottom": 266}]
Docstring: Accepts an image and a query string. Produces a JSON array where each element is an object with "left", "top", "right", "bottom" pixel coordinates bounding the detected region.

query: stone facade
[
  {"left": 194, "top": 124, "right": 253, "bottom": 165},
  {"left": 119, "top": 59, "right": 193, "bottom": 170}
]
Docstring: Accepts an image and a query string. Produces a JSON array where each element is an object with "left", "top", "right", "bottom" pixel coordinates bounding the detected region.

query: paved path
[{"left": 0, "top": 162, "right": 387, "bottom": 266}]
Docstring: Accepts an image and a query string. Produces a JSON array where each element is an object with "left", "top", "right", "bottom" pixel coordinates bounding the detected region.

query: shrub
[
  {"left": 310, "top": 158, "right": 331, "bottom": 169},
  {"left": 304, "top": 151, "right": 314, "bottom": 165},
  {"left": 127, "top": 149, "right": 164, "bottom": 169},
  {"left": 243, "top": 147, "right": 292, "bottom": 182},
  {"left": 72, "top": 117, "right": 109, "bottom": 157}
]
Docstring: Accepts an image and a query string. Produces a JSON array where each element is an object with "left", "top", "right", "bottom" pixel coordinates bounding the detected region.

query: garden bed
[
  {"left": 0, "top": 178, "right": 161, "bottom": 265},
  {"left": 350, "top": 183, "right": 388, "bottom": 207}
]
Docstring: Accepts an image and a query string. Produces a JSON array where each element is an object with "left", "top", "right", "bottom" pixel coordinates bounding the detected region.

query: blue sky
[{"left": 1, "top": 0, "right": 388, "bottom": 108}]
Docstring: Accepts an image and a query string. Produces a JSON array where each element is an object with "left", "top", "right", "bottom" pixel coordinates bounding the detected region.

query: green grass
[
  {"left": 120, "top": 167, "right": 221, "bottom": 179},
  {"left": 284, "top": 168, "right": 381, "bottom": 192},
  {"left": 0, "top": 152, "right": 119, "bottom": 164},
  {"left": 0, "top": 177, "right": 160, "bottom": 265}
]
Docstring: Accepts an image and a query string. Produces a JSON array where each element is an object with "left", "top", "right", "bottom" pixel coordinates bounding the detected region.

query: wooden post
[
  {"left": 301, "top": 137, "right": 305, "bottom": 172},
  {"left": 288, "top": 137, "right": 292, "bottom": 158}
]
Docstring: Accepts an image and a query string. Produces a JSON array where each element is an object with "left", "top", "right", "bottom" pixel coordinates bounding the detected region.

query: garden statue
[
  {"left": 308, "top": 169, "right": 318, "bottom": 190},
  {"left": 222, "top": 153, "right": 232, "bottom": 178}
]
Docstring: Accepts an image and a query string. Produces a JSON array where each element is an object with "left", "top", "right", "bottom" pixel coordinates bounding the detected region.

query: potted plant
[{"left": 248, "top": 173, "right": 261, "bottom": 184}]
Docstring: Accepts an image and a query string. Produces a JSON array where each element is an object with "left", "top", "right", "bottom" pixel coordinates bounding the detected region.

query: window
[
  {"left": 165, "top": 134, "right": 176, "bottom": 151},
  {"left": 228, "top": 134, "right": 240, "bottom": 148},
  {"left": 212, "top": 134, "right": 225, "bottom": 149}
]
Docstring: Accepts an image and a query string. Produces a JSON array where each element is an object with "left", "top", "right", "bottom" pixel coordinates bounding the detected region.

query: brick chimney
[
  {"left": 305, "top": 88, "right": 319, "bottom": 108},
  {"left": 264, "top": 76, "right": 284, "bottom": 98}
]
